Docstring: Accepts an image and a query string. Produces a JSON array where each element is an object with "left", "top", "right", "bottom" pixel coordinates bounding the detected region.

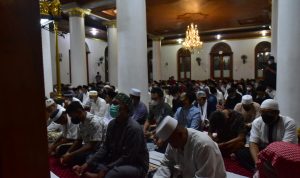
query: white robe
[
  {"left": 90, "top": 97, "right": 107, "bottom": 117},
  {"left": 154, "top": 129, "right": 226, "bottom": 178}
]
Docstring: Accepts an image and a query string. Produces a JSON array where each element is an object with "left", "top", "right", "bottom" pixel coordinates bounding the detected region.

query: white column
[
  {"left": 152, "top": 37, "right": 163, "bottom": 81},
  {"left": 68, "top": 8, "right": 90, "bottom": 86},
  {"left": 277, "top": 0, "right": 300, "bottom": 127},
  {"left": 271, "top": 0, "right": 278, "bottom": 59},
  {"left": 104, "top": 21, "right": 118, "bottom": 87},
  {"left": 41, "top": 27, "right": 53, "bottom": 98},
  {"left": 116, "top": 0, "right": 149, "bottom": 105}
]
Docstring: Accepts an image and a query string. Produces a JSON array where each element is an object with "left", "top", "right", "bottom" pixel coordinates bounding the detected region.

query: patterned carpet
[{"left": 49, "top": 156, "right": 253, "bottom": 178}]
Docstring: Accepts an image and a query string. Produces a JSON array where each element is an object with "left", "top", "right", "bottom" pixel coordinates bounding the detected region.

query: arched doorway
[
  {"left": 210, "top": 42, "right": 233, "bottom": 80},
  {"left": 255, "top": 41, "right": 271, "bottom": 79},
  {"left": 147, "top": 50, "right": 153, "bottom": 82},
  {"left": 177, "top": 48, "right": 191, "bottom": 80},
  {"left": 104, "top": 46, "right": 109, "bottom": 82}
]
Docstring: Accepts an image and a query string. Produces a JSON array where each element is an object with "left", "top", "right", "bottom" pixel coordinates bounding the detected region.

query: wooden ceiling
[{"left": 56, "top": 0, "right": 271, "bottom": 43}]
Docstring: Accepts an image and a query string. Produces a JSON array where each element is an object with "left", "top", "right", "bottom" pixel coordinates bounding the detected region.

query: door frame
[{"left": 177, "top": 48, "right": 191, "bottom": 81}]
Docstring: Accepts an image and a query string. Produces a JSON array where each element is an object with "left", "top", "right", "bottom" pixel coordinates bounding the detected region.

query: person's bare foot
[{"left": 83, "top": 172, "right": 98, "bottom": 178}]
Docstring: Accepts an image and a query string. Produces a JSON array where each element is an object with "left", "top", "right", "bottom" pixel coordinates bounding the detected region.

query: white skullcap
[
  {"left": 50, "top": 107, "right": 66, "bottom": 122},
  {"left": 260, "top": 99, "right": 279, "bottom": 110},
  {"left": 45, "top": 99, "right": 55, "bottom": 108},
  {"left": 242, "top": 95, "right": 253, "bottom": 105},
  {"left": 130, "top": 88, "right": 141, "bottom": 97},
  {"left": 196, "top": 90, "right": 206, "bottom": 98},
  {"left": 104, "top": 85, "right": 111, "bottom": 89},
  {"left": 89, "top": 90, "right": 98, "bottom": 96},
  {"left": 156, "top": 116, "right": 178, "bottom": 141}
]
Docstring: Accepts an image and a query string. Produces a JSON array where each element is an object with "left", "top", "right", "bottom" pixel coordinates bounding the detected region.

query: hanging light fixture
[{"left": 182, "top": 23, "right": 203, "bottom": 53}]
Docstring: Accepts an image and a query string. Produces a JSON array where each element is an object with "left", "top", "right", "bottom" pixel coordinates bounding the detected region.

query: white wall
[
  {"left": 85, "top": 38, "right": 107, "bottom": 84},
  {"left": 157, "top": 37, "right": 271, "bottom": 80},
  {"left": 47, "top": 32, "right": 107, "bottom": 86}
]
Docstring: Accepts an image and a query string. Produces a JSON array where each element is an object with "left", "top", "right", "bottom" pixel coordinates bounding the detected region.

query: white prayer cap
[
  {"left": 45, "top": 99, "right": 55, "bottom": 108},
  {"left": 104, "top": 85, "right": 111, "bottom": 89},
  {"left": 89, "top": 90, "right": 98, "bottom": 96},
  {"left": 196, "top": 90, "right": 206, "bottom": 98},
  {"left": 260, "top": 99, "right": 279, "bottom": 110},
  {"left": 156, "top": 116, "right": 178, "bottom": 141},
  {"left": 50, "top": 107, "right": 66, "bottom": 122},
  {"left": 130, "top": 88, "right": 141, "bottom": 97},
  {"left": 242, "top": 95, "right": 253, "bottom": 105}
]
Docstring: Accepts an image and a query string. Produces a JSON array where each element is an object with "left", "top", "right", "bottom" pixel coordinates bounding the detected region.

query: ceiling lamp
[{"left": 182, "top": 23, "right": 203, "bottom": 53}]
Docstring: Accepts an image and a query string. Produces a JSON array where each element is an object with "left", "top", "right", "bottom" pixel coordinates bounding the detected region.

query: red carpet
[
  {"left": 49, "top": 156, "right": 253, "bottom": 178},
  {"left": 49, "top": 157, "right": 79, "bottom": 178},
  {"left": 223, "top": 157, "right": 254, "bottom": 177}
]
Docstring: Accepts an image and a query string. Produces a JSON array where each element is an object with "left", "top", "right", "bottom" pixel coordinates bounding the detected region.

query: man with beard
[
  {"left": 130, "top": 88, "right": 148, "bottom": 125},
  {"left": 236, "top": 99, "right": 298, "bottom": 171},
  {"left": 60, "top": 101, "right": 106, "bottom": 166}
]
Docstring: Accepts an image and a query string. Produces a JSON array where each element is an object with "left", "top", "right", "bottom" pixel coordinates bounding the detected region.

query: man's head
[
  {"left": 89, "top": 90, "right": 98, "bottom": 102},
  {"left": 150, "top": 87, "right": 164, "bottom": 106},
  {"left": 242, "top": 95, "right": 253, "bottom": 111},
  {"left": 130, "top": 88, "right": 141, "bottom": 106},
  {"left": 110, "top": 93, "right": 133, "bottom": 122},
  {"left": 268, "top": 56, "right": 275, "bottom": 64},
  {"left": 105, "top": 90, "right": 117, "bottom": 104},
  {"left": 156, "top": 116, "right": 187, "bottom": 149},
  {"left": 50, "top": 107, "right": 68, "bottom": 125},
  {"left": 209, "top": 111, "right": 227, "bottom": 131},
  {"left": 196, "top": 90, "right": 207, "bottom": 106},
  {"left": 260, "top": 99, "right": 280, "bottom": 125},
  {"left": 82, "top": 85, "right": 88, "bottom": 93},
  {"left": 45, "top": 98, "right": 57, "bottom": 115},
  {"left": 227, "top": 87, "right": 237, "bottom": 98},
  {"left": 180, "top": 92, "right": 195, "bottom": 108},
  {"left": 66, "top": 101, "right": 85, "bottom": 124}
]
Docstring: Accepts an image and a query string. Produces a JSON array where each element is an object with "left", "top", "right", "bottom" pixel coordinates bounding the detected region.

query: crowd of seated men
[{"left": 45, "top": 78, "right": 299, "bottom": 178}]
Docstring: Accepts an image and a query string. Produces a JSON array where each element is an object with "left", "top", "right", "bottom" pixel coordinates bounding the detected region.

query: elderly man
[
  {"left": 195, "top": 90, "right": 216, "bottom": 121},
  {"left": 174, "top": 92, "right": 201, "bottom": 130},
  {"left": 153, "top": 116, "right": 226, "bottom": 178},
  {"left": 46, "top": 98, "right": 64, "bottom": 141},
  {"left": 234, "top": 95, "right": 260, "bottom": 128},
  {"left": 236, "top": 99, "right": 298, "bottom": 171},
  {"left": 73, "top": 93, "right": 149, "bottom": 178},
  {"left": 48, "top": 107, "right": 78, "bottom": 156},
  {"left": 130, "top": 88, "right": 148, "bottom": 125},
  {"left": 89, "top": 90, "right": 107, "bottom": 118},
  {"left": 60, "top": 101, "right": 106, "bottom": 166}
]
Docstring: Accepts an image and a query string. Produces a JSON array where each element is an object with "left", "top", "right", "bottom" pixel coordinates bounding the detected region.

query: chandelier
[{"left": 182, "top": 23, "right": 203, "bottom": 53}]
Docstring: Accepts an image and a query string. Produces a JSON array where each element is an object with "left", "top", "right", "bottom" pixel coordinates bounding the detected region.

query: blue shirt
[
  {"left": 174, "top": 106, "right": 201, "bottom": 130},
  {"left": 132, "top": 101, "right": 148, "bottom": 125}
]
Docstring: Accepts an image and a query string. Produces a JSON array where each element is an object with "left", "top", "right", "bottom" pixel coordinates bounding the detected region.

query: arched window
[
  {"left": 210, "top": 42, "right": 233, "bottom": 80},
  {"left": 147, "top": 50, "right": 153, "bottom": 82},
  {"left": 177, "top": 48, "right": 191, "bottom": 80},
  {"left": 255, "top": 41, "right": 271, "bottom": 79}
]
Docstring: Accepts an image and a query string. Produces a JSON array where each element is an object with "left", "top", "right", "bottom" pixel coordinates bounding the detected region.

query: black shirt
[{"left": 87, "top": 118, "right": 149, "bottom": 173}]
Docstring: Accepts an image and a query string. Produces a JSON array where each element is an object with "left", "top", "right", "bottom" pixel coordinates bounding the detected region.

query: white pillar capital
[
  {"left": 149, "top": 35, "right": 164, "bottom": 41},
  {"left": 103, "top": 20, "right": 117, "bottom": 28},
  {"left": 67, "top": 7, "right": 91, "bottom": 17}
]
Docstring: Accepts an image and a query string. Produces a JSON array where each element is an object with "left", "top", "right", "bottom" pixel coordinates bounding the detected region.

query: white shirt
[
  {"left": 250, "top": 115, "right": 298, "bottom": 148},
  {"left": 62, "top": 116, "right": 79, "bottom": 140},
  {"left": 82, "top": 92, "right": 90, "bottom": 106},
  {"left": 90, "top": 97, "right": 107, "bottom": 117},
  {"left": 47, "top": 104, "right": 64, "bottom": 131},
  {"left": 154, "top": 128, "right": 226, "bottom": 178}
]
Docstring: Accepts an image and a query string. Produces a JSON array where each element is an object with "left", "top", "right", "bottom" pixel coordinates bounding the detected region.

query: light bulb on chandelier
[{"left": 182, "top": 23, "right": 203, "bottom": 53}]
